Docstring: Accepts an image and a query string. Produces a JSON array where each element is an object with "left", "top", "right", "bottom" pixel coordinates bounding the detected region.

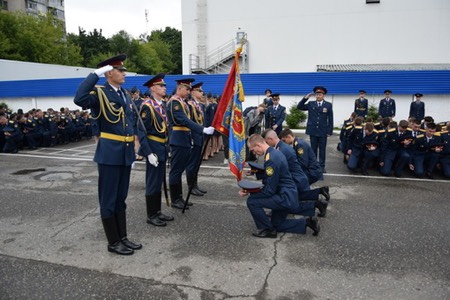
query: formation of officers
[{"left": 340, "top": 90, "right": 450, "bottom": 179}]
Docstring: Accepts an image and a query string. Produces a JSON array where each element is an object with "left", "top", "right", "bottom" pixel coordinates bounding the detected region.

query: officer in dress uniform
[
  {"left": 74, "top": 54, "right": 141, "bottom": 256},
  {"left": 279, "top": 128, "right": 323, "bottom": 184},
  {"left": 264, "top": 93, "right": 286, "bottom": 136},
  {"left": 297, "top": 86, "right": 333, "bottom": 173},
  {"left": 378, "top": 90, "right": 396, "bottom": 119},
  {"left": 409, "top": 93, "right": 425, "bottom": 123},
  {"left": 262, "top": 129, "right": 328, "bottom": 217},
  {"left": 137, "top": 73, "right": 174, "bottom": 227},
  {"left": 185, "top": 82, "right": 208, "bottom": 196},
  {"left": 439, "top": 122, "right": 450, "bottom": 178},
  {"left": 167, "top": 79, "right": 215, "bottom": 209},
  {"left": 239, "top": 134, "right": 320, "bottom": 238},
  {"left": 354, "top": 90, "right": 369, "bottom": 119}
]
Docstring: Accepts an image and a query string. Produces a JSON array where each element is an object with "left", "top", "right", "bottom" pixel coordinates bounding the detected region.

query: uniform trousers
[
  {"left": 186, "top": 144, "right": 202, "bottom": 177},
  {"left": 98, "top": 164, "right": 131, "bottom": 218},
  {"left": 247, "top": 195, "right": 306, "bottom": 234},
  {"left": 145, "top": 160, "right": 164, "bottom": 196},
  {"left": 310, "top": 135, "right": 327, "bottom": 169},
  {"left": 169, "top": 145, "right": 191, "bottom": 185}
]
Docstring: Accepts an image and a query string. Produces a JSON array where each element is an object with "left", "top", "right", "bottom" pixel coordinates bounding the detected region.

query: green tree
[
  {"left": 149, "top": 27, "right": 182, "bottom": 74},
  {"left": 367, "top": 103, "right": 379, "bottom": 121},
  {"left": 285, "top": 103, "right": 307, "bottom": 129},
  {"left": 0, "top": 11, "right": 82, "bottom": 65},
  {"left": 74, "top": 28, "right": 110, "bottom": 67}
]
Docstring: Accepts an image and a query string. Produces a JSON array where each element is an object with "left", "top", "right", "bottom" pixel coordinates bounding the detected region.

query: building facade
[{"left": 2, "top": 0, "right": 65, "bottom": 27}]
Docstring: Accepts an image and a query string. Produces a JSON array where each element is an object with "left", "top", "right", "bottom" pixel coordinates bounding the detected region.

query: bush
[
  {"left": 285, "top": 104, "right": 307, "bottom": 129},
  {"left": 367, "top": 103, "right": 379, "bottom": 121}
]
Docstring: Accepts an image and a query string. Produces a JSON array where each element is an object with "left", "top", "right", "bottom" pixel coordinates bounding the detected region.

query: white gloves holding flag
[
  {"left": 147, "top": 153, "right": 159, "bottom": 167},
  {"left": 203, "top": 126, "right": 215, "bottom": 135},
  {"left": 94, "top": 65, "right": 113, "bottom": 77}
]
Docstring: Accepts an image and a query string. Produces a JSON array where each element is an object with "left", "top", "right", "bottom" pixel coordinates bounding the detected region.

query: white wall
[
  {"left": 1, "top": 97, "right": 80, "bottom": 113},
  {"left": 182, "top": 0, "right": 450, "bottom": 73}
]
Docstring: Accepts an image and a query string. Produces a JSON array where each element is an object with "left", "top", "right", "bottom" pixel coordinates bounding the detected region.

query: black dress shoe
[
  {"left": 158, "top": 212, "right": 174, "bottom": 221},
  {"left": 190, "top": 187, "right": 204, "bottom": 196},
  {"left": 107, "top": 241, "right": 134, "bottom": 255},
  {"left": 316, "top": 199, "right": 328, "bottom": 218},
  {"left": 252, "top": 228, "right": 277, "bottom": 238},
  {"left": 196, "top": 186, "right": 207, "bottom": 194},
  {"left": 147, "top": 215, "right": 167, "bottom": 227},
  {"left": 307, "top": 217, "right": 320, "bottom": 236},
  {"left": 322, "top": 168, "right": 327, "bottom": 173},
  {"left": 362, "top": 169, "right": 369, "bottom": 176},
  {"left": 320, "top": 187, "right": 330, "bottom": 202},
  {"left": 171, "top": 199, "right": 188, "bottom": 210},
  {"left": 121, "top": 238, "right": 142, "bottom": 250},
  {"left": 426, "top": 172, "right": 434, "bottom": 179}
]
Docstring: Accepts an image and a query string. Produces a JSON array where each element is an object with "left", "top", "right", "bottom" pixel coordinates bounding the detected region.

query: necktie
[{"left": 117, "top": 89, "right": 126, "bottom": 103}]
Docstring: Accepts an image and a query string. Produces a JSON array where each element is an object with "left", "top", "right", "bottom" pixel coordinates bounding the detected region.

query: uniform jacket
[
  {"left": 137, "top": 97, "right": 168, "bottom": 162},
  {"left": 440, "top": 131, "right": 450, "bottom": 163},
  {"left": 354, "top": 98, "right": 368, "bottom": 118},
  {"left": 297, "top": 98, "right": 333, "bottom": 137},
  {"left": 265, "top": 105, "right": 286, "bottom": 135},
  {"left": 409, "top": 101, "right": 425, "bottom": 122},
  {"left": 378, "top": 98, "right": 396, "bottom": 118},
  {"left": 186, "top": 97, "right": 204, "bottom": 147},
  {"left": 249, "top": 147, "right": 299, "bottom": 211},
  {"left": 275, "top": 141, "right": 309, "bottom": 193},
  {"left": 167, "top": 96, "right": 203, "bottom": 148},
  {"left": 74, "top": 73, "right": 135, "bottom": 166},
  {"left": 293, "top": 137, "right": 322, "bottom": 178}
]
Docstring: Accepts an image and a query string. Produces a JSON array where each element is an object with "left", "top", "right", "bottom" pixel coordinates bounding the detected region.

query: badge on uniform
[
  {"left": 323, "top": 108, "right": 328, "bottom": 113},
  {"left": 297, "top": 148, "right": 304, "bottom": 155},
  {"left": 265, "top": 166, "right": 274, "bottom": 177},
  {"left": 174, "top": 105, "right": 180, "bottom": 110},
  {"left": 141, "top": 111, "right": 147, "bottom": 118}
]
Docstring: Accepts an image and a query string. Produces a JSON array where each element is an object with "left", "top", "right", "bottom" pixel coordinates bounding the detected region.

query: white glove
[
  {"left": 147, "top": 153, "right": 159, "bottom": 167},
  {"left": 203, "top": 126, "right": 215, "bottom": 135},
  {"left": 94, "top": 65, "right": 113, "bottom": 77}
]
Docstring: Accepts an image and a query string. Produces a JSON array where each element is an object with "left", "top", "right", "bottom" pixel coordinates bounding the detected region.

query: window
[{"left": 2, "top": 1, "right": 8, "bottom": 10}]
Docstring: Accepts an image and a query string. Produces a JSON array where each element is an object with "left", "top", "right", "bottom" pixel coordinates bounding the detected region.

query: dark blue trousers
[
  {"left": 98, "top": 164, "right": 131, "bottom": 218},
  {"left": 145, "top": 160, "right": 164, "bottom": 196},
  {"left": 310, "top": 135, "right": 328, "bottom": 170},
  {"left": 186, "top": 144, "right": 202, "bottom": 177},
  {"left": 169, "top": 145, "right": 191, "bottom": 185},
  {"left": 247, "top": 195, "right": 307, "bottom": 234}
]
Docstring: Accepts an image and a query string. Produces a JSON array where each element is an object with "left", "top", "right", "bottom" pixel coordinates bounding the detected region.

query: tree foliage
[
  {"left": 0, "top": 11, "right": 183, "bottom": 74},
  {"left": 0, "top": 11, "right": 82, "bottom": 65},
  {"left": 285, "top": 103, "right": 307, "bottom": 129}
]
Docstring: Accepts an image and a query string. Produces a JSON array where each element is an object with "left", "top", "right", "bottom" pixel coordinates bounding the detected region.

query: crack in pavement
[{"left": 50, "top": 207, "right": 97, "bottom": 238}]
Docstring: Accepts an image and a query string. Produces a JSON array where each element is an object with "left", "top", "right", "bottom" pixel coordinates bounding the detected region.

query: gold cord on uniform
[{"left": 92, "top": 87, "right": 125, "bottom": 126}]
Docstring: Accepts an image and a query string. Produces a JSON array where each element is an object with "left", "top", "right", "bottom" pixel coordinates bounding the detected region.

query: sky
[{"left": 64, "top": 0, "right": 182, "bottom": 38}]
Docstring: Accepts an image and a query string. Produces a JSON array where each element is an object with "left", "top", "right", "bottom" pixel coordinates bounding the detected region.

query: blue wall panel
[{"left": 1, "top": 71, "right": 449, "bottom": 98}]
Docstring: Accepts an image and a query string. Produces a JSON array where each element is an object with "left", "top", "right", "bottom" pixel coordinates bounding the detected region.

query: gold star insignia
[{"left": 266, "top": 166, "right": 274, "bottom": 177}]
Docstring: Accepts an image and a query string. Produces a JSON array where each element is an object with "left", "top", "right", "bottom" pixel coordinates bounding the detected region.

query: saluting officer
[
  {"left": 167, "top": 79, "right": 215, "bottom": 209},
  {"left": 185, "top": 82, "right": 208, "bottom": 196},
  {"left": 409, "top": 93, "right": 425, "bottom": 122},
  {"left": 354, "top": 90, "right": 368, "bottom": 119},
  {"left": 264, "top": 93, "right": 286, "bottom": 136},
  {"left": 74, "top": 54, "right": 141, "bottom": 256},
  {"left": 297, "top": 86, "right": 334, "bottom": 173},
  {"left": 378, "top": 90, "right": 396, "bottom": 119},
  {"left": 137, "top": 73, "right": 174, "bottom": 227}
]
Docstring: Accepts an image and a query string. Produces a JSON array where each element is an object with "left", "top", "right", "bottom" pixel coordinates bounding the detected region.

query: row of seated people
[
  {"left": 339, "top": 114, "right": 450, "bottom": 179},
  {"left": 0, "top": 107, "right": 95, "bottom": 153}
]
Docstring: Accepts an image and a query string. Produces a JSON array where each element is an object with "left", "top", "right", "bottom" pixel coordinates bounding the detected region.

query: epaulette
[
  {"left": 33, "top": 117, "right": 38, "bottom": 120},
  {"left": 416, "top": 134, "right": 424, "bottom": 139},
  {"left": 347, "top": 121, "right": 355, "bottom": 126},
  {"left": 434, "top": 132, "right": 442, "bottom": 137},
  {"left": 374, "top": 122, "right": 380, "bottom": 126},
  {"left": 27, "top": 119, "right": 32, "bottom": 123},
  {"left": 354, "top": 125, "right": 363, "bottom": 129},
  {"left": 406, "top": 128, "right": 413, "bottom": 132},
  {"left": 94, "top": 85, "right": 105, "bottom": 88},
  {"left": 265, "top": 152, "right": 270, "bottom": 161},
  {"left": 346, "top": 125, "right": 353, "bottom": 130},
  {"left": 8, "top": 120, "right": 14, "bottom": 124},
  {"left": 377, "top": 129, "right": 385, "bottom": 133},
  {"left": 294, "top": 140, "right": 298, "bottom": 147},
  {"left": 388, "top": 128, "right": 396, "bottom": 132},
  {"left": 419, "top": 129, "right": 426, "bottom": 132},
  {"left": 441, "top": 130, "right": 449, "bottom": 134},
  {"left": 44, "top": 114, "right": 49, "bottom": 118}
]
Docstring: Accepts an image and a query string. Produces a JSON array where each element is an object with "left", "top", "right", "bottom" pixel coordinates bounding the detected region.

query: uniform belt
[
  {"left": 147, "top": 134, "right": 168, "bottom": 143},
  {"left": 172, "top": 126, "right": 190, "bottom": 132},
  {"left": 100, "top": 132, "right": 135, "bottom": 143}
]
